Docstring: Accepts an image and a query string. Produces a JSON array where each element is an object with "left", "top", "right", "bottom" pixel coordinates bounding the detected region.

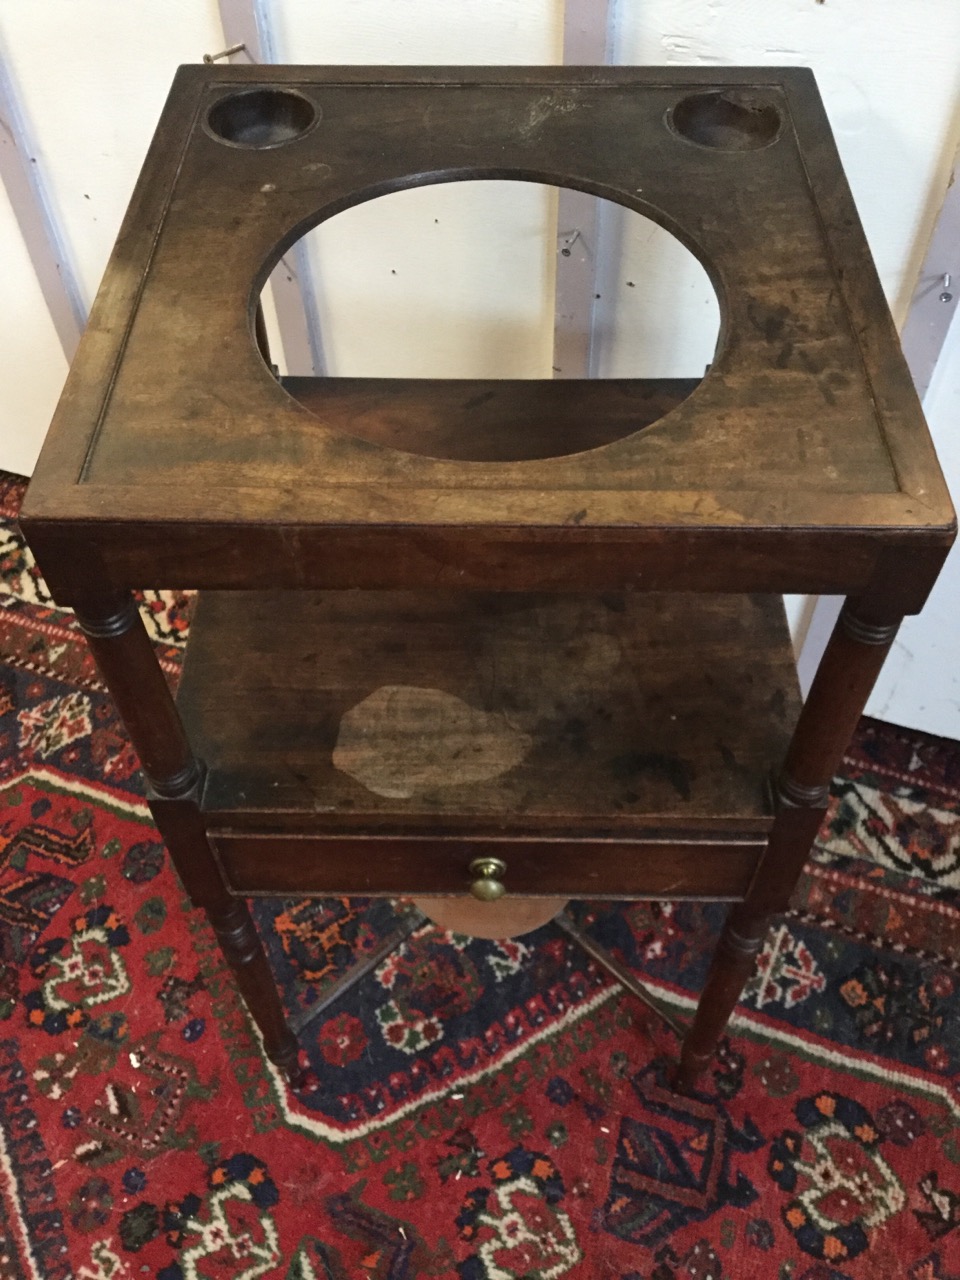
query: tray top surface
[{"left": 23, "top": 65, "right": 954, "bottom": 539}]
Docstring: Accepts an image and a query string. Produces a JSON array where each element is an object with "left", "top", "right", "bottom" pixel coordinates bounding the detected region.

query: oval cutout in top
[
  {"left": 207, "top": 88, "right": 318, "bottom": 149},
  {"left": 258, "top": 181, "right": 722, "bottom": 461},
  {"left": 670, "top": 91, "right": 781, "bottom": 151}
]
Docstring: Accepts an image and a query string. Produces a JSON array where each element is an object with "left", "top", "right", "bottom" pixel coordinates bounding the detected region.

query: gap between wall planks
[
  {"left": 900, "top": 142, "right": 960, "bottom": 403},
  {"left": 0, "top": 49, "right": 86, "bottom": 359},
  {"left": 218, "top": 0, "right": 611, "bottom": 380},
  {"left": 553, "top": 0, "right": 615, "bottom": 378},
  {"left": 215, "top": 0, "right": 326, "bottom": 375}
]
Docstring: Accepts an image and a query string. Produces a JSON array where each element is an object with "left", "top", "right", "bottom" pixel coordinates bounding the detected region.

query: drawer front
[{"left": 211, "top": 833, "right": 762, "bottom": 900}]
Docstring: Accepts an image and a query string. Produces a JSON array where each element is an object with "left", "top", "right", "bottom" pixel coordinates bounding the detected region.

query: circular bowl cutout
[
  {"left": 258, "top": 180, "right": 722, "bottom": 462},
  {"left": 207, "top": 88, "right": 317, "bottom": 149},
  {"left": 670, "top": 91, "right": 781, "bottom": 151}
]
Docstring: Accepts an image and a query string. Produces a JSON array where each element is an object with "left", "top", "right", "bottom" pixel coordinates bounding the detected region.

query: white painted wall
[
  {"left": 291, "top": 180, "right": 559, "bottom": 380},
  {"left": 0, "top": 2, "right": 224, "bottom": 304},
  {"left": 867, "top": 306, "right": 960, "bottom": 737},
  {"left": 0, "top": 177, "right": 67, "bottom": 477},
  {"left": 283, "top": 187, "right": 718, "bottom": 382},
  {"left": 274, "top": 0, "right": 563, "bottom": 67},
  {"left": 0, "top": 0, "right": 225, "bottom": 472},
  {"left": 612, "top": 0, "right": 960, "bottom": 327},
  {"left": 270, "top": 0, "right": 564, "bottom": 380}
]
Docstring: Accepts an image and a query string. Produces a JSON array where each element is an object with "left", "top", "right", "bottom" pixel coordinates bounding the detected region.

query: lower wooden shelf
[{"left": 175, "top": 590, "right": 801, "bottom": 899}]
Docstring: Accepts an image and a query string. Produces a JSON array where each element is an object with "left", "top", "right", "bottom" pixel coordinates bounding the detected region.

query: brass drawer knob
[{"left": 468, "top": 857, "right": 507, "bottom": 902}]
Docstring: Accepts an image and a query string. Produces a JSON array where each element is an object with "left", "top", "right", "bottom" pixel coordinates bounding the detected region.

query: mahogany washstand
[{"left": 20, "top": 65, "right": 956, "bottom": 1092}]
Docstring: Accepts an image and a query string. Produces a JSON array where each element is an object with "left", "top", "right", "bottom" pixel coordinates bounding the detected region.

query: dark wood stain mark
[{"left": 610, "top": 750, "right": 695, "bottom": 802}]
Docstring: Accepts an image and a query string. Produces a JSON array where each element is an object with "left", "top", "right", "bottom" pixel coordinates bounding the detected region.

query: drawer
[{"left": 212, "top": 832, "right": 763, "bottom": 901}]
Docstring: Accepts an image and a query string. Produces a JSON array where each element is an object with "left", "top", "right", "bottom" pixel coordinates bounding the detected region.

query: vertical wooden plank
[
  {"left": 273, "top": 0, "right": 562, "bottom": 379},
  {"left": 795, "top": 595, "right": 843, "bottom": 697},
  {"left": 0, "top": 51, "right": 85, "bottom": 358},
  {"left": 0, "top": 3, "right": 227, "bottom": 471},
  {"left": 552, "top": 0, "right": 615, "bottom": 378},
  {"left": 866, "top": 312, "right": 960, "bottom": 735},
  {"left": 267, "top": 242, "right": 326, "bottom": 374},
  {"left": 212, "top": 0, "right": 277, "bottom": 64},
  {"left": 215, "top": 0, "right": 326, "bottom": 374},
  {"left": 797, "top": 152, "right": 960, "bottom": 699},
  {"left": 900, "top": 146, "right": 960, "bottom": 402},
  {"left": 0, "top": 181, "right": 69, "bottom": 475}
]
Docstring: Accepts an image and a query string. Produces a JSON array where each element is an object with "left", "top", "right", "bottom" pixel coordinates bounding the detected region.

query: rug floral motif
[{"left": 2, "top": 470, "right": 960, "bottom": 1279}]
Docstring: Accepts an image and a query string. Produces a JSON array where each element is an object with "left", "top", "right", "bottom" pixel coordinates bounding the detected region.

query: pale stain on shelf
[{"left": 332, "top": 684, "right": 532, "bottom": 799}]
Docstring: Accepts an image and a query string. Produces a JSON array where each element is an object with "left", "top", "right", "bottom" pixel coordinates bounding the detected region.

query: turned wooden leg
[
  {"left": 147, "top": 786, "right": 300, "bottom": 1082},
  {"left": 676, "top": 598, "right": 902, "bottom": 1093},
  {"left": 674, "top": 805, "right": 822, "bottom": 1093},
  {"left": 74, "top": 592, "right": 300, "bottom": 1083}
]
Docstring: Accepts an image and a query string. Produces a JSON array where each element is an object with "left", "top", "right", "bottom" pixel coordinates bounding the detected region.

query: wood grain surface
[
  {"left": 177, "top": 588, "right": 801, "bottom": 837},
  {"left": 212, "top": 830, "right": 763, "bottom": 899}
]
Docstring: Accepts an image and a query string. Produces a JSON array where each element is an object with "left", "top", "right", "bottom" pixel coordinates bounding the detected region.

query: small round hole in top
[
  {"left": 669, "top": 91, "right": 781, "bottom": 151},
  {"left": 206, "top": 88, "right": 318, "bottom": 149}
]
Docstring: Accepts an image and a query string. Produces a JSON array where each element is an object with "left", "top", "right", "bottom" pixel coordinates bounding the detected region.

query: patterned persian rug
[{"left": 2, "top": 467, "right": 960, "bottom": 1280}]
